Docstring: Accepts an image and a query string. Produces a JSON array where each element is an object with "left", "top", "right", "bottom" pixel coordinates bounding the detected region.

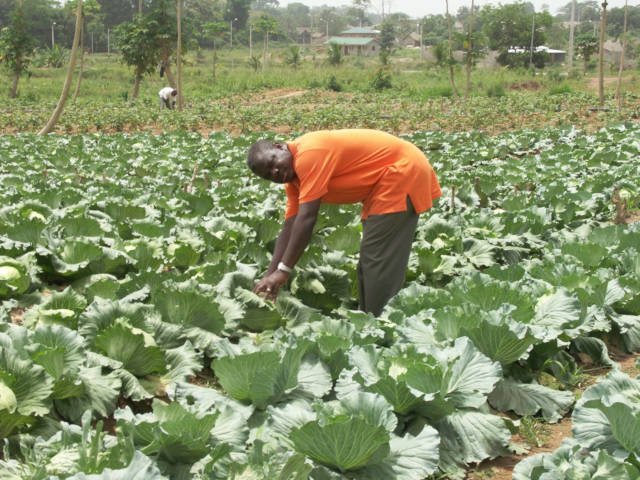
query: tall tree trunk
[
  {"left": 176, "top": 0, "right": 183, "bottom": 111},
  {"left": 161, "top": 47, "right": 176, "bottom": 88},
  {"left": 598, "top": 1, "right": 608, "bottom": 107},
  {"left": 615, "top": 0, "right": 628, "bottom": 108},
  {"left": 10, "top": 71, "right": 20, "bottom": 99},
  {"left": 131, "top": 65, "right": 143, "bottom": 101},
  {"left": 72, "top": 19, "right": 85, "bottom": 102},
  {"left": 138, "top": 0, "right": 142, "bottom": 14},
  {"left": 446, "top": 0, "right": 459, "bottom": 99},
  {"left": 38, "top": 0, "right": 82, "bottom": 135},
  {"left": 465, "top": 0, "right": 474, "bottom": 99},
  {"left": 568, "top": 0, "right": 576, "bottom": 70},
  {"left": 212, "top": 39, "right": 217, "bottom": 80}
]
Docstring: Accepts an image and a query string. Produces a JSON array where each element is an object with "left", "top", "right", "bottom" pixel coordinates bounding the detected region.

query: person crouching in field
[
  {"left": 247, "top": 129, "right": 442, "bottom": 317},
  {"left": 158, "top": 87, "right": 177, "bottom": 110}
]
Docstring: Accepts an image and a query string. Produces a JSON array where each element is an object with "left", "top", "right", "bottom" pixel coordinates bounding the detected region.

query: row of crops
[
  {"left": 0, "top": 125, "right": 639, "bottom": 479},
  {"left": 1, "top": 90, "right": 635, "bottom": 134}
]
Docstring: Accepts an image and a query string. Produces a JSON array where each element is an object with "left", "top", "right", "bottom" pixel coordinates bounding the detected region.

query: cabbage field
[{"left": 1, "top": 124, "right": 640, "bottom": 479}]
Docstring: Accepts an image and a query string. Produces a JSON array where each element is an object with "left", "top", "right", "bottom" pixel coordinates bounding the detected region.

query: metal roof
[
  {"left": 341, "top": 27, "right": 380, "bottom": 35},
  {"left": 326, "top": 36, "right": 377, "bottom": 46}
]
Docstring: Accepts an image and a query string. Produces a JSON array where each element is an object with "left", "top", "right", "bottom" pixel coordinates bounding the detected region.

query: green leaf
[
  {"left": 290, "top": 418, "right": 390, "bottom": 472},
  {"left": 359, "top": 426, "right": 440, "bottom": 480},
  {"left": 212, "top": 351, "right": 280, "bottom": 409},
  {"left": 66, "top": 451, "right": 167, "bottom": 479},
  {"left": 585, "top": 401, "right": 640, "bottom": 454},
  {"left": 488, "top": 378, "right": 574, "bottom": 422},
  {"left": 94, "top": 323, "right": 166, "bottom": 377},
  {"left": 435, "top": 410, "right": 511, "bottom": 471}
]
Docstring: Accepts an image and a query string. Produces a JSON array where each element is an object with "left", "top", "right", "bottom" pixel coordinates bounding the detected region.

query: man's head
[
  {"left": 171, "top": 89, "right": 178, "bottom": 97},
  {"left": 247, "top": 140, "right": 296, "bottom": 184}
]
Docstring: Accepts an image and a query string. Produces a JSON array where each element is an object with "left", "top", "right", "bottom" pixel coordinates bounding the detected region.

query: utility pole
[
  {"left": 51, "top": 21, "right": 56, "bottom": 48},
  {"left": 107, "top": 28, "right": 110, "bottom": 55}
]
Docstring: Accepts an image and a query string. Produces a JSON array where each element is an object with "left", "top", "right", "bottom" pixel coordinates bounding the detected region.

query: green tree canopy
[
  {"left": 0, "top": 4, "right": 37, "bottom": 97},
  {"left": 479, "top": 3, "right": 552, "bottom": 67}
]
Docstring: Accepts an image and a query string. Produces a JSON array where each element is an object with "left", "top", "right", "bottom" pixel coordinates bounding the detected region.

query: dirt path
[{"left": 588, "top": 75, "right": 628, "bottom": 89}]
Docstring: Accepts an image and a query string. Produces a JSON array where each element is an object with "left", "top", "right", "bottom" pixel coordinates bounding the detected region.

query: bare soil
[
  {"left": 508, "top": 81, "right": 542, "bottom": 91},
  {"left": 468, "top": 419, "right": 573, "bottom": 480},
  {"left": 625, "top": 210, "right": 640, "bottom": 225},
  {"left": 588, "top": 76, "right": 625, "bottom": 89},
  {"left": 10, "top": 307, "right": 24, "bottom": 325}
]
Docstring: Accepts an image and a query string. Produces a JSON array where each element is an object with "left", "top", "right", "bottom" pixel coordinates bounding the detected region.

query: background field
[{"left": 2, "top": 48, "right": 640, "bottom": 135}]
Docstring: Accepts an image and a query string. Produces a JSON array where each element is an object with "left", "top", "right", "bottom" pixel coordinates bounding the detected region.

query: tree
[
  {"left": 226, "top": 0, "right": 250, "bottom": 29},
  {"left": 598, "top": 1, "right": 608, "bottom": 107},
  {"left": 149, "top": 0, "right": 178, "bottom": 88},
  {"left": 576, "top": 32, "right": 597, "bottom": 75},
  {"left": 445, "top": 0, "right": 459, "bottom": 99},
  {"left": 421, "top": 14, "right": 448, "bottom": 46},
  {"left": 557, "top": 1, "right": 600, "bottom": 20},
  {"left": 184, "top": 0, "right": 226, "bottom": 42},
  {"left": 69, "top": 0, "right": 101, "bottom": 102},
  {"left": 97, "top": 0, "right": 144, "bottom": 28},
  {"left": 352, "top": 0, "right": 370, "bottom": 27},
  {"left": 480, "top": 3, "right": 552, "bottom": 68},
  {"left": 279, "top": 3, "right": 310, "bottom": 39},
  {"left": 252, "top": 13, "right": 278, "bottom": 72},
  {"left": 615, "top": 0, "right": 627, "bottom": 108},
  {"left": 465, "top": 0, "right": 475, "bottom": 99},
  {"left": 327, "top": 41, "right": 342, "bottom": 65},
  {"left": 176, "top": 0, "right": 182, "bottom": 111},
  {"left": 285, "top": 45, "right": 301, "bottom": 69},
  {"left": 203, "top": 20, "right": 226, "bottom": 80},
  {"left": 378, "top": 20, "right": 394, "bottom": 65},
  {"left": 38, "top": 0, "right": 82, "bottom": 135},
  {"left": 0, "top": 3, "right": 37, "bottom": 98},
  {"left": 115, "top": 13, "right": 160, "bottom": 100}
]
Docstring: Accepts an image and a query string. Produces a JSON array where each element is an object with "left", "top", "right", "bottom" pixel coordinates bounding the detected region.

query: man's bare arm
[
  {"left": 253, "top": 199, "right": 321, "bottom": 300},
  {"left": 280, "top": 199, "right": 321, "bottom": 269},
  {"left": 265, "top": 215, "right": 296, "bottom": 275}
]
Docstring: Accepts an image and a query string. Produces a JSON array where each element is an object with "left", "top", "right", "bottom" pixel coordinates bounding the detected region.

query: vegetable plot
[{"left": 0, "top": 124, "right": 639, "bottom": 479}]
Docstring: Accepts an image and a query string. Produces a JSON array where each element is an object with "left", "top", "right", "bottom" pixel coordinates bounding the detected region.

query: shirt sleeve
[{"left": 295, "top": 147, "right": 338, "bottom": 204}]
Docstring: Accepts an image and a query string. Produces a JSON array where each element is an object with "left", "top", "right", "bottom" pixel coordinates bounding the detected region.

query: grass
[
  {"left": 519, "top": 416, "right": 552, "bottom": 448},
  {"left": 0, "top": 44, "right": 638, "bottom": 135}
]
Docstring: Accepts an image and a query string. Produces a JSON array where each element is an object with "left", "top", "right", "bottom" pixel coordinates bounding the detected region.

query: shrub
[
  {"left": 486, "top": 82, "right": 506, "bottom": 97},
  {"left": 549, "top": 84, "right": 573, "bottom": 95},
  {"left": 425, "top": 85, "right": 453, "bottom": 98},
  {"left": 326, "top": 74, "right": 342, "bottom": 92},
  {"left": 371, "top": 68, "right": 392, "bottom": 91},
  {"left": 327, "top": 43, "right": 342, "bottom": 66}
]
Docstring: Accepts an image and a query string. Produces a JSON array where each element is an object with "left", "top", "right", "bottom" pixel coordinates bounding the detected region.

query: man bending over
[{"left": 247, "top": 129, "right": 441, "bottom": 317}]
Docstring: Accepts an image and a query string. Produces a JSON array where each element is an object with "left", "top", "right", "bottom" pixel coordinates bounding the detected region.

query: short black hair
[
  {"left": 247, "top": 140, "right": 273, "bottom": 174},
  {"left": 171, "top": 89, "right": 178, "bottom": 96}
]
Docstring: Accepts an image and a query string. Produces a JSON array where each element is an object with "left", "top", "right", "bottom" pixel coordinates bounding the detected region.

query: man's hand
[{"left": 253, "top": 269, "right": 290, "bottom": 302}]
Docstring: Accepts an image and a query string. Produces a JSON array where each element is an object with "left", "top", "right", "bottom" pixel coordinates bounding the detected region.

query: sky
[{"left": 280, "top": 0, "right": 635, "bottom": 18}]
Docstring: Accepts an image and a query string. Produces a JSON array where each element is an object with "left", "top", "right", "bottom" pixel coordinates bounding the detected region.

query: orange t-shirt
[{"left": 284, "top": 129, "right": 442, "bottom": 219}]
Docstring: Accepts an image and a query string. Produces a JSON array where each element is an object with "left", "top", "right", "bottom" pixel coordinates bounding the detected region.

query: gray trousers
[{"left": 358, "top": 197, "right": 419, "bottom": 317}]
